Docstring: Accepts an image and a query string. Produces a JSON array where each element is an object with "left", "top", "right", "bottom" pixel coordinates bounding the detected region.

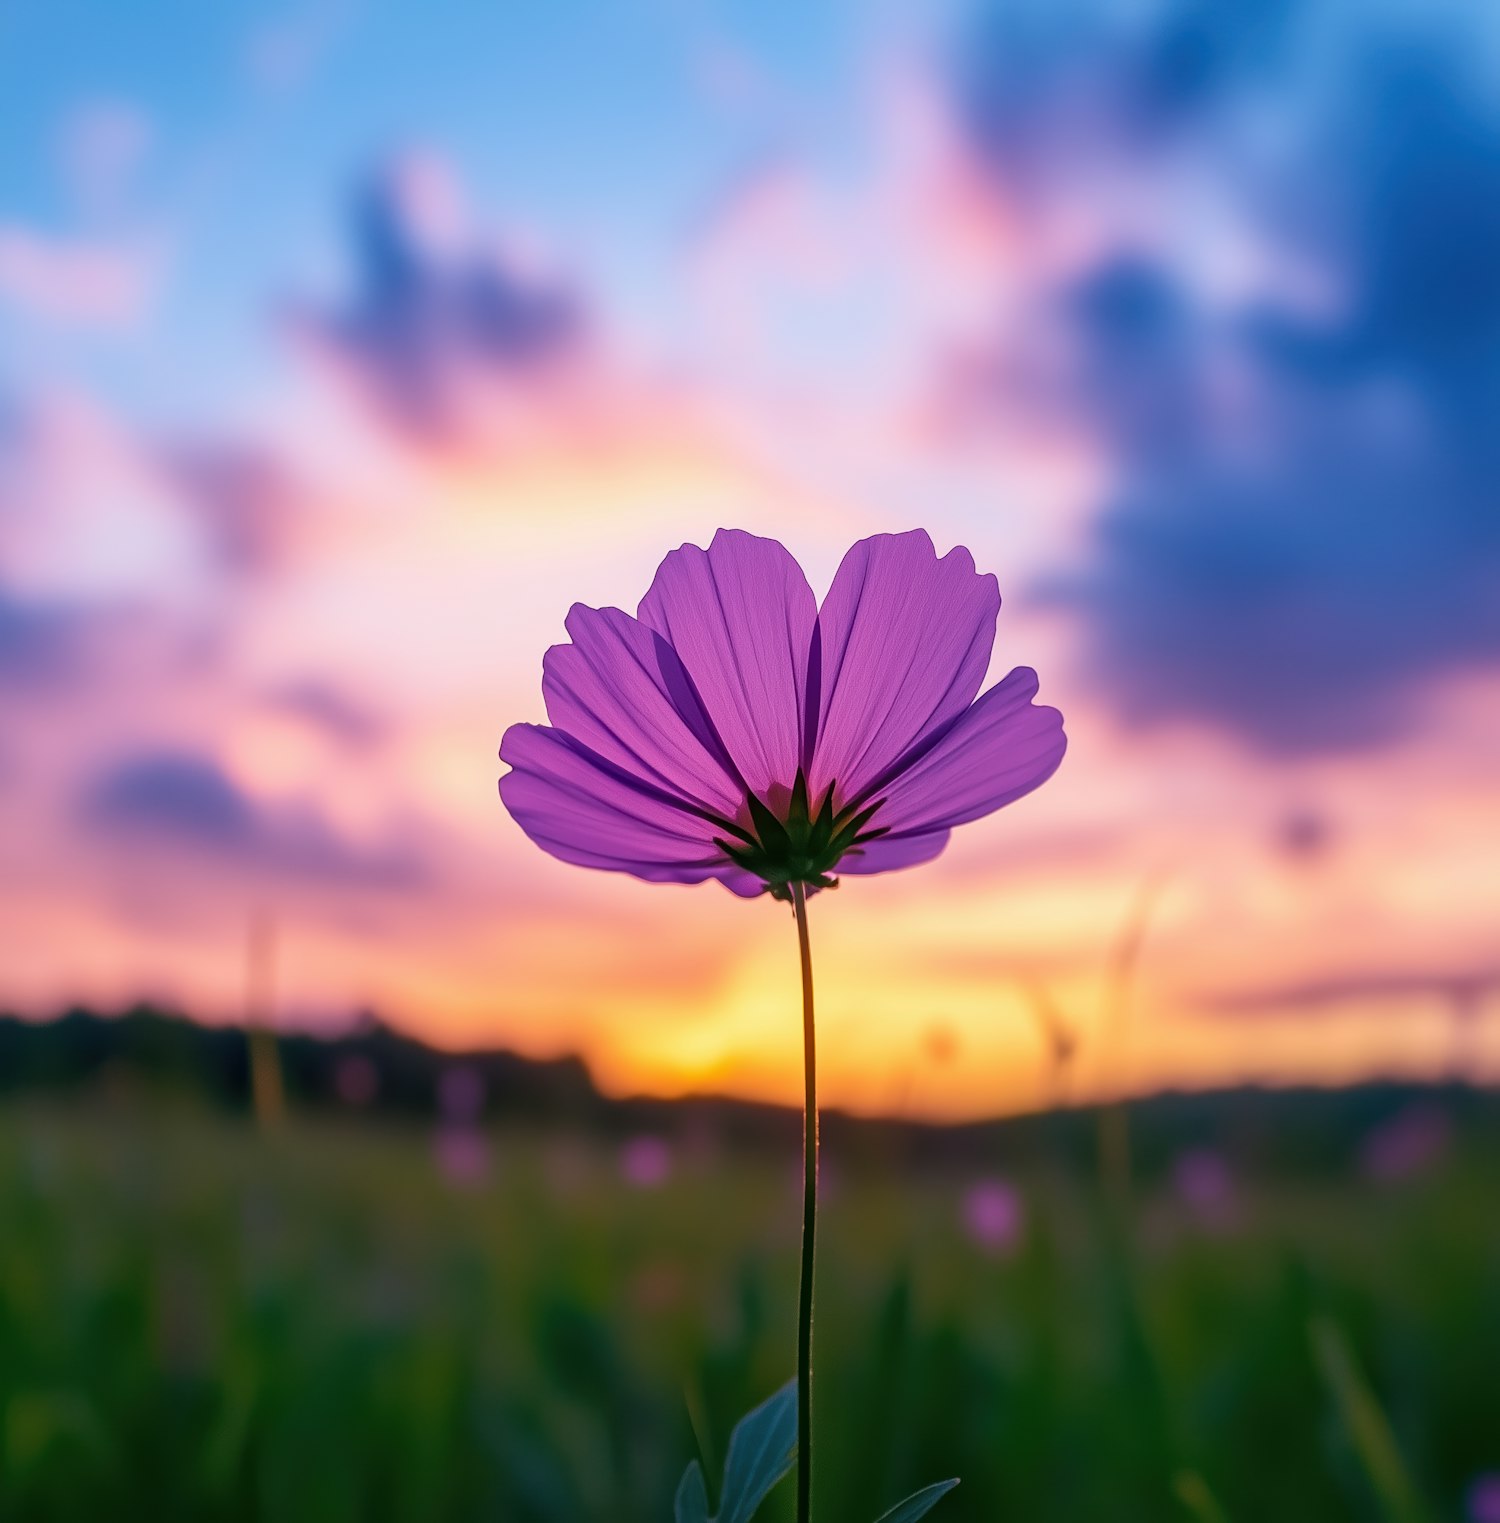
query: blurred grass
[{"left": 0, "top": 1096, "right": 1496, "bottom": 1521}]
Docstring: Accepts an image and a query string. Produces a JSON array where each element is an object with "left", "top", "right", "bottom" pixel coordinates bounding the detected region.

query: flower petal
[
  {"left": 869, "top": 667, "right": 1066, "bottom": 837},
  {"left": 836, "top": 829, "right": 951, "bottom": 876},
  {"left": 499, "top": 722, "right": 731, "bottom": 885},
  {"left": 542, "top": 603, "right": 743, "bottom": 817},
  {"left": 809, "top": 530, "right": 999, "bottom": 807},
  {"left": 637, "top": 529, "right": 816, "bottom": 801}
]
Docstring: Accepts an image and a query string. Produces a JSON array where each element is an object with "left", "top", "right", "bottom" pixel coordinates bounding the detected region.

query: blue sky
[{"left": 0, "top": 0, "right": 945, "bottom": 422}]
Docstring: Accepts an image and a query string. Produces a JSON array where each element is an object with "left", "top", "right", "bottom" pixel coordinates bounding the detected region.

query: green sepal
[
  {"left": 808, "top": 780, "right": 837, "bottom": 855},
  {"left": 768, "top": 874, "right": 838, "bottom": 903},
  {"left": 713, "top": 776, "right": 886, "bottom": 897},
  {"left": 744, "top": 790, "right": 792, "bottom": 856},
  {"left": 785, "top": 769, "right": 812, "bottom": 838},
  {"left": 825, "top": 797, "right": 886, "bottom": 858}
]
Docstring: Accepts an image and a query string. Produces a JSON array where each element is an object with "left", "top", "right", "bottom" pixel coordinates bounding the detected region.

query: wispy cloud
[
  {"left": 0, "top": 227, "right": 166, "bottom": 329},
  {"left": 79, "top": 748, "right": 425, "bottom": 891},
  {"left": 286, "top": 153, "right": 592, "bottom": 450}
]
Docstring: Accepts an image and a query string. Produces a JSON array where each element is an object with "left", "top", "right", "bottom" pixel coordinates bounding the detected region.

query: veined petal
[
  {"left": 810, "top": 530, "right": 999, "bottom": 807},
  {"left": 711, "top": 863, "right": 769, "bottom": 897},
  {"left": 543, "top": 603, "right": 743, "bottom": 817},
  {"left": 637, "top": 529, "right": 816, "bottom": 801},
  {"left": 499, "top": 722, "right": 731, "bottom": 885},
  {"left": 837, "top": 829, "right": 951, "bottom": 876},
  {"left": 870, "top": 667, "right": 1066, "bottom": 838}
]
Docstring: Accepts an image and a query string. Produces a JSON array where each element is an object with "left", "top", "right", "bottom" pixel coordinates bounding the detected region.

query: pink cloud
[{"left": 0, "top": 227, "right": 165, "bottom": 328}]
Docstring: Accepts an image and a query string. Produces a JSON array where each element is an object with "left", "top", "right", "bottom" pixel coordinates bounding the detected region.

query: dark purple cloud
[
  {"left": 955, "top": 0, "right": 1297, "bottom": 187},
  {"left": 85, "top": 751, "right": 252, "bottom": 843},
  {"left": 265, "top": 679, "right": 387, "bottom": 748},
  {"left": 953, "top": 3, "right": 1500, "bottom": 754},
  {"left": 80, "top": 749, "right": 422, "bottom": 890},
  {"left": 160, "top": 442, "right": 305, "bottom": 577},
  {"left": 0, "top": 577, "right": 154, "bottom": 700},
  {"left": 289, "top": 155, "right": 586, "bottom": 444},
  {"left": 0, "top": 588, "right": 92, "bottom": 689},
  {"left": 1202, "top": 963, "right": 1500, "bottom": 1016}
]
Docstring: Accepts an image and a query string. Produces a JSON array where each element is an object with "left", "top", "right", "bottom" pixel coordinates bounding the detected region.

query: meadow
[{"left": 1, "top": 1086, "right": 1496, "bottom": 1522}]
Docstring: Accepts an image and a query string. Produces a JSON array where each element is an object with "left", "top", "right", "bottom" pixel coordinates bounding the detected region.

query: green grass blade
[
  {"left": 1310, "top": 1316, "right": 1433, "bottom": 1523},
  {"left": 1173, "top": 1470, "right": 1231, "bottom": 1523}
]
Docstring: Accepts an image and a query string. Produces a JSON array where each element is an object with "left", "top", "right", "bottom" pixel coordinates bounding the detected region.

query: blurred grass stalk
[
  {"left": 1018, "top": 978, "right": 1078, "bottom": 1115},
  {"left": 1310, "top": 1316, "right": 1435, "bottom": 1523},
  {"left": 1094, "top": 869, "right": 1171, "bottom": 1217},
  {"left": 246, "top": 910, "right": 286, "bottom": 1129},
  {"left": 681, "top": 1373, "right": 720, "bottom": 1517},
  {"left": 1173, "top": 1470, "right": 1232, "bottom": 1523}
]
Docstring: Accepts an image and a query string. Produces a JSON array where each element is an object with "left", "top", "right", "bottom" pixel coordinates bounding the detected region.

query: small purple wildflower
[
  {"left": 619, "top": 1134, "right": 673, "bottom": 1189},
  {"left": 963, "top": 1179, "right": 1025, "bottom": 1255},
  {"left": 1468, "top": 1473, "right": 1500, "bottom": 1523},
  {"left": 433, "top": 1124, "right": 490, "bottom": 1188},
  {"left": 1173, "top": 1148, "right": 1237, "bottom": 1229},
  {"left": 499, "top": 529, "right": 1065, "bottom": 899},
  {"left": 438, "top": 1064, "right": 485, "bottom": 1123},
  {"left": 1361, "top": 1103, "right": 1451, "bottom": 1182}
]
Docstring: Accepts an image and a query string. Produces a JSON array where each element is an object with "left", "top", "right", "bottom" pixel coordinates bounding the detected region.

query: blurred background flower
[
  {"left": 962, "top": 1177, "right": 1024, "bottom": 1254},
  {"left": 1469, "top": 1473, "right": 1500, "bottom": 1523},
  {"left": 1171, "top": 1146, "right": 1237, "bottom": 1230},
  {"left": 619, "top": 1133, "right": 674, "bottom": 1190},
  {"left": 1360, "top": 1101, "right": 1452, "bottom": 1183}
]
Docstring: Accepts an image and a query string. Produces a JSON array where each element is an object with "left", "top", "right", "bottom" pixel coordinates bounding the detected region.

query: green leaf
[
  {"left": 673, "top": 1381, "right": 796, "bottom": 1523},
  {"left": 719, "top": 1380, "right": 798, "bottom": 1523},
  {"left": 674, "top": 1461, "right": 710, "bottom": 1523},
  {"left": 873, "top": 1478, "right": 960, "bottom": 1522}
]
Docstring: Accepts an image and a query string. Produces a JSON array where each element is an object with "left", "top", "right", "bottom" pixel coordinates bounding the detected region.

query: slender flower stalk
[{"left": 790, "top": 881, "right": 817, "bottom": 1523}]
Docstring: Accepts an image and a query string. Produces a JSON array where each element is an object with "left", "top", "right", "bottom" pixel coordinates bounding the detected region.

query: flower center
[{"left": 712, "top": 770, "right": 888, "bottom": 902}]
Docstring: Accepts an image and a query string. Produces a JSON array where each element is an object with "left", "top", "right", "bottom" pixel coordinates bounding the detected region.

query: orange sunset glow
[{"left": 4, "top": 1, "right": 1497, "bottom": 1120}]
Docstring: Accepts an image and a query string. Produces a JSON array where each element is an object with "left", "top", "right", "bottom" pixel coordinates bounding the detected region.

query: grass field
[{"left": 1, "top": 1094, "right": 1496, "bottom": 1522}]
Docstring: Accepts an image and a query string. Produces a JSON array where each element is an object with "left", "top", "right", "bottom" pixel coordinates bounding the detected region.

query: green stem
[{"left": 790, "top": 881, "right": 817, "bottom": 1523}]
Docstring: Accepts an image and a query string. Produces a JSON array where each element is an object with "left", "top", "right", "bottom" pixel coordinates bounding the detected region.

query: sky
[{"left": 3, "top": 0, "right": 1498, "bottom": 1119}]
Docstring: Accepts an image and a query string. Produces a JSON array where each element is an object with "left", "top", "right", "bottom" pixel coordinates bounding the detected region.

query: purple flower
[
  {"left": 499, "top": 529, "right": 1065, "bottom": 898},
  {"left": 432, "top": 1124, "right": 490, "bottom": 1188},
  {"left": 1172, "top": 1148, "right": 1238, "bottom": 1229},
  {"left": 963, "top": 1179, "right": 1025, "bottom": 1254},
  {"left": 1361, "top": 1103, "right": 1451, "bottom": 1182},
  {"left": 1468, "top": 1473, "right": 1500, "bottom": 1523},
  {"left": 619, "top": 1133, "right": 673, "bottom": 1188},
  {"left": 437, "top": 1064, "right": 485, "bottom": 1123}
]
